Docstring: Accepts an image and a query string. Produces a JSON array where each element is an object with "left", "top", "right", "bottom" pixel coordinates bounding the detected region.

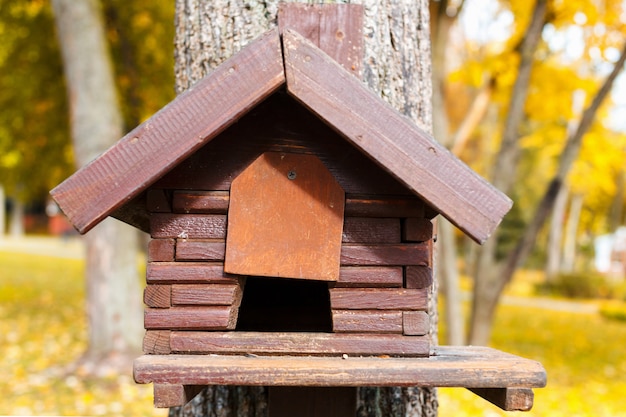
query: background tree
[
  {"left": 51, "top": 0, "right": 143, "bottom": 373},
  {"left": 169, "top": 0, "right": 437, "bottom": 416}
]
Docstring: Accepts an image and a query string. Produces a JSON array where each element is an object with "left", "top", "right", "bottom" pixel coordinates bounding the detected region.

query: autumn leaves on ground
[{"left": 1, "top": 238, "right": 625, "bottom": 417}]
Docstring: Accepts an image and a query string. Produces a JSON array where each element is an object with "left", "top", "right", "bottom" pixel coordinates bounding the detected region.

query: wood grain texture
[
  {"left": 133, "top": 346, "right": 547, "bottom": 388},
  {"left": 332, "top": 310, "right": 403, "bottom": 333},
  {"left": 405, "top": 266, "right": 433, "bottom": 289},
  {"left": 403, "top": 218, "right": 433, "bottom": 242},
  {"left": 342, "top": 217, "right": 400, "bottom": 243},
  {"left": 176, "top": 240, "right": 226, "bottom": 261},
  {"left": 150, "top": 214, "right": 227, "bottom": 239},
  {"left": 169, "top": 331, "right": 429, "bottom": 357},
  {"left": 51, "top": 29, "right": 285, "bottom": 234},
  {"left": 153, "top": 384, "right": 205, "bottom": 408},
  {"left": 278, "top": 3, "right": 363, "bottom": 78},
  {"left": 402, "top": 311, "right": 429, "bottom": 336},
  {"left": 344, "top": 196, "right": 424, "bottom": 218},
  {"left": 330, "top": 288, "right": 428, "bottom": 310},
  {"left": 173, "top": 190, "right": 230, "bottom": 214},
  {"left": 144, "top": 285, "right": 172, "bottom": 308},
  {"left": 146, "top": 262, "right": 237, "bottom": 284},
  {"left": 171, "top": 284, "right": 241, "bottom": 306},
  {"left": 336, "top": 266, "right": 403, "bottom": 288},
  {"left": 282, "top": 29, "right": 512, "bottom": 244},
  {"left": 143, "top": 330, "right": 171, "bottom": 354},
  {"left": 225, "top": 152, "right": 345, "bottom": 281},
  {"left": 148, "top": 239, "right": 176, "bottom": 262},
  {"left": 468, "top": 387, "right": 535, "bottom": 412},
  {"left": 340, "top": 243, "right": 429, "bottom": 266},
  {"left": 144, "top": 306, "right": 235, "bottom": 330}
]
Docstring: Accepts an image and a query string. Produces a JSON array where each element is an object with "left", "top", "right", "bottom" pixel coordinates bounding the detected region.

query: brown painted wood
[
  {"left": 169, "top": 331, "right": 429, "bottom": 357},
  {"left": 344, "top": 196, "right": 425, "bottom": 218},
  {"left": 147, "top": 189, "right": 171, "bottom": 213},
  {"left": 146, "top": 262, "right": 238, "bottom": 284},
  {"left": 150, "top": 214, "right": 227, "bottom": 239},
  {"left": 468, "top": 388, "right": 535, "bottom": 411},
  {"left": 148, "top": 239, "right": 176, "bottom": 262},
  {"left": 340, "top": 243, "right": 429, "bottom": 266},
  {"left": 52, "top": 29, "right": 285, "bottom": 234},
  {"left": 402, "top": 311, "right": 429, "bottom": 336},
  {"left": 329, "top": 288, "right": 428, "bottom": 310},
  {"left": 171, "top": 284, "right": 241, "bottom": 306},
  {"left": 332, "top": 310, "right": 402, "bottom": 333},
  {"left": 133, "top": 346, "right": 547, "bottom": 388},
  {"left": 403, "top": 218, "right": 433, "bottom": 242},
  {"left": 144, "top": 285, "right": 172, "bottom": 308},
  {"left": 278, "top": 3, "right": 363, "bottom": 79},
  {"left": 282, "top": 29, "right": 512, "bottom": 244},
  {"left": 342, "top": 218, "right": 401, "bottom": 243},
  {"left": 144, "top": 306, "right": 235, "bottom": 330},
  {"left": 143, "top": 330, "right": 171, "bottom": 354},
  {"left": 225, "top": 152, "right": 345, "bottom": 281},
  {"left": 153, "top": 384, "right": 205, "bottom": 408},
  {"left": 269, "top": 387, "right": 357, "bottom": 417},
  {"left": 176, "top": 240, "right": 226, "bottom": 261},
  {"left": 173, "top": 190, "right": 229, "bottom": 214},
  {"left": 336, "top": 266, "right": 403, "bottom": 288},
  {"left": 405, "top": 266, "right": 433, "bottom": 289}
]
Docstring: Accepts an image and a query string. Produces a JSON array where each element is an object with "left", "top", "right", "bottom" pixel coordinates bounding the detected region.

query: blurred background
[{"left": 1, "top": 0, "right": 625, "bottom": 416}]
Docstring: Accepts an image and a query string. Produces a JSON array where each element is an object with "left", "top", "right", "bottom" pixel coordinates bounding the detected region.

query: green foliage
[
  {"left": 599, "top": 301, "right": 626, "bottom": 322},
  {"left": 535, "top": 272, "right": 626, "bottom": 300}
]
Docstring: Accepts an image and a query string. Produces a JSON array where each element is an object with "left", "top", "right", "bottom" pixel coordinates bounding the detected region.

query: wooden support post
[{"left": 468, "top": 387, "right": 535, "bottom": 412}]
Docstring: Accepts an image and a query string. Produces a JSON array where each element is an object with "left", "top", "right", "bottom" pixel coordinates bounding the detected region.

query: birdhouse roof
[{"left": 51, "top": 29, "right": 511, "bottom": 244}]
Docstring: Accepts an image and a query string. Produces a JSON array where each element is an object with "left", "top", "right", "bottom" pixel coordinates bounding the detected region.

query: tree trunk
[
  {"left": 546, "top": 185, "right": 568, "bottom": 281},
  {"left": 51, "top": 0, "right": 143, "bottom": 372},
  {"left": 0, "top": 185, "right": 5, "bottom": 238},
  {"left": 562, "top": 194, "right": 583, "bottom": 273},
  {"left": 9, "top": 196, "right": 24, "bottom": 237},
  {"left": 169, "top": 1, "right": 436, "bottom": 416}
]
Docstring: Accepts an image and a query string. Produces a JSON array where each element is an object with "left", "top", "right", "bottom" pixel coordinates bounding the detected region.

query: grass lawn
[{"left": 1, "top": 245, "right": 625, "bottom": 415}]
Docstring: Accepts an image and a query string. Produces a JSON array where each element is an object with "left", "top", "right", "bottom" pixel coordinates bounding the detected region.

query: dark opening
[{"left": 235, "top": 277, "right": 332, "bottom": 332}]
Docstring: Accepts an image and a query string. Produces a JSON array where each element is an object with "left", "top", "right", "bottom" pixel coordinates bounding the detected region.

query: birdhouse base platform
[{"left": 134, "top": 346, "right": 546, "bottom": 411}]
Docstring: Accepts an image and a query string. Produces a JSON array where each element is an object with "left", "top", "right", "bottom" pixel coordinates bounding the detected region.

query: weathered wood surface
[
  {"left": 405, "top": 265, "right": 433, "bottom": 289},
  {"left": 148, "top": 239, "right": 176, "bottom": 262},
  {"left": 332, "top": 310, "right": 403, "bottom": 333},
  {"left": 329, "top": 288, "right": 428, "bottom": 310},
  {"left": 403, "top": 218, "right": 433, "bottom": 242},
  {"left": 51, "top": 29, "right": 285, "bottom": 234},
  {"left": 335, "top": 266, "right": 403, "bottom": 287},
  {"left": 169, "top": 331, "right": 429, "bottom": 357},
  {"left": 173, "top": 190, "right": 229, "bottom": 214},
  {"left": 143, "top": 330, "right": 171, "bottom": 354},
  {"left": 150, "top": 214, "right": 227, "bottom": 239},
  {"left": 339, "top": 243, "right": 429, "bottom": 266},
  {"left": 282, "top": 29, "right": 512, "bottom": 243},
  {"left": 153, "top": 384, "right": 205, "bottom": 408},
  {"left": 146, "top": 262, "right": 237, "bottom": 284},
  {"left": 171, "top": 284, "right": 241, "bottom": 306},
  {"left": 342, "top": 217, "right": 400, "bottom": 243},
  {"left": 468, "top": 387, "right": 535, "bottom": 412},
  {"left": 402, "top": 311, "right": 429, "bottom": 336},
  {"left": 176, "top": 240, "right": 226, "bottom": 262},
  {"left": 225, "top": 152, "right": 345, "bottom": 281},
  {"left": 144, "top": 306, "right": 236, "bottom": 330},
  {"left": 144, "top": 285, "right": 172, "bottom": 308},
  {"left": 133, "top": 346, "right": 547, "bottom": 388}
]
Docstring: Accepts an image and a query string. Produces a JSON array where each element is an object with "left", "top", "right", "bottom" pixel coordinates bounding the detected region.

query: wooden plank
[
  {"left": 405, "top": 266, "right": 433, "bottom": 289},
  {"left": 330, "top": 288, "right": 428, "bottom": 310},
  {"left": 171, "top": 284, "right": 241, "bottom": 306},
  {"left": 468, "top": 388, "right": 535, "bottom": 411},
  {"left": 147, "top": 189, "right": 171, "bottom": 213},
  {"left": 150, "top": 214, "right": 227, "bottom": 239},
  {"left": 176, "top": 240, "right": 226, "bottom": 261},
  {"left": 403, "top": 218, "right": 433, "bottom": 242},
  {"left": 344, "top": 196, "right": 424, "bottom": 218},
  {"left": 224, "top": 152, "right": 345, "bottom": 281},
  {"left": 278, "top": 3, "right": 363, "bottom": 78},
  {"left": 169, "top": 331, "right": 429, "bottom": 357},
  {"left": 269, "top": 387, "right": 357, "bottom": 417},
  {"left": 173, "top": 190, "right": 229, "bottom": 214},
  {"left": 153, "top": 384, "right": 205, "bottom": 408},
  {"left": 282, "top": 29, "right": 512, "bottom": 244},
  {"left": 146, "top": 262, "right": 237, "bottom": 284},
  {"left": 336, "top": 266, "right": 403, "bottom": 288},
  {"left": 143, "top": 330, "right": 171, "bottom": 354},
  {"left": 340, "top": 243, "right": 429, "bottom": 266},
  {"left": 144, "top": 306, "right": 235, "bottom": 330},
  {"left": 332, "top": 310, "right": 402, "bottom": 333},
  {"left": 342, "top": 218, "right": 400, "bottom": 243},
  {"left": 144, "top": 285, "right": 171, "bottom": 308},
  {"left": 148, "top": 239, "right": 176, "bottom": 262},
  {"left": 402, "top": 311, "right": 429, "bottom": 336},
  {"left": 133, "top": 346, "right": 547, "bottom": 387},
  {"left": 51, "top": 29, "right": 285, "bottom": 234}
]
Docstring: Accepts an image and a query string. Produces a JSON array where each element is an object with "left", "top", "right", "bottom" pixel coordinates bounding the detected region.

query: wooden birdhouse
[{"left": 51, "top": 4, "right": 545, "bottom": 414}]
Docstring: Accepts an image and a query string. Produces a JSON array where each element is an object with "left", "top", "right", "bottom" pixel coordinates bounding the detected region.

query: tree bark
[
  {"left": 51, "top": 0, "right": 143, "bottom": 372},
  {"left": 169, "top": 0, "right": 437, "bottom": 416},
  {"left": 0, "top": 184, "right": 5, "bottom": 237},
  {"left": 546, "top": 185, "right": 568, "bottom": 281}
]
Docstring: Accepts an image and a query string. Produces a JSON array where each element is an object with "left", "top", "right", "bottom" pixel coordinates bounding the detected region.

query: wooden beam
[
  {"left": 468, "top": 387, "right": 535, "bottom": 411},
  {"left": 282, "top": 29, "right": 512, "bottom": 244},
  {"left": 153, "top": 384, "right": 205, "bottom": 408},
  {"left": 51, "top": 29, "right": 285, "bottom": 234},
  {"left": 329, "top": 288, "right": 428, "bottom": 310},
  {"left": 133, "top": 346, "right": 546, "bottom": 388}
]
